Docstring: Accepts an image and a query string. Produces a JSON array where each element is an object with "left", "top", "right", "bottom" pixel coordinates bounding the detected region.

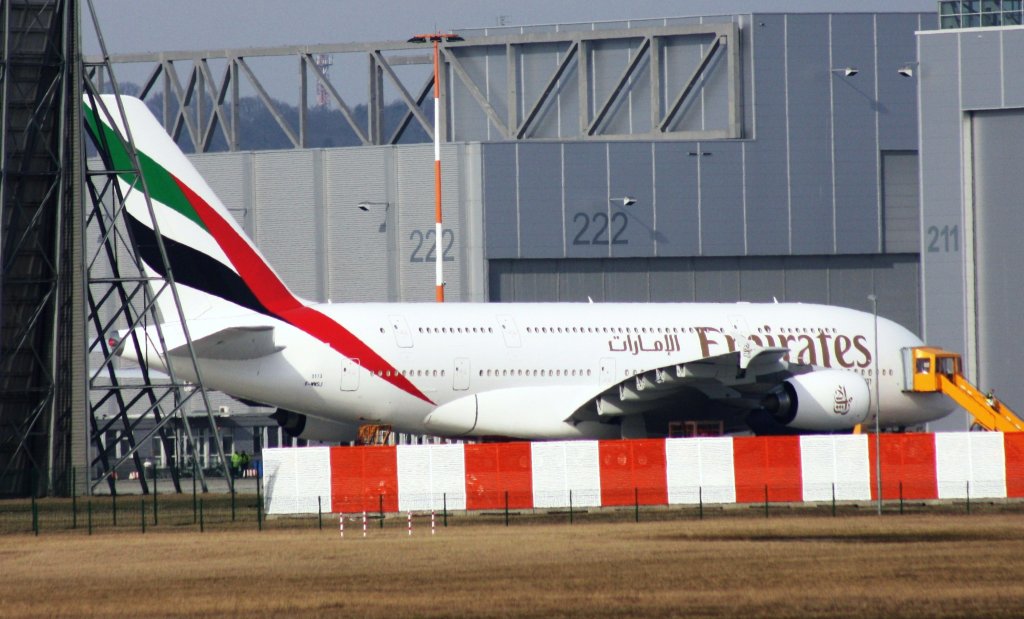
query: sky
[{"left": 85, "top": 0, "right": 937, "bottom": 55}]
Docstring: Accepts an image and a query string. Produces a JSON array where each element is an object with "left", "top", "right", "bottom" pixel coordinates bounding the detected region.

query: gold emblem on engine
[{"left": 833, "top": 385, "right": 852, "bottom": 415}]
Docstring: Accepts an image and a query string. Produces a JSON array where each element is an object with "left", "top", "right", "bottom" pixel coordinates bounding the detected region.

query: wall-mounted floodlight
[
  {"left": 832, "top": 67, "right": 859, "bottom": 77},
  {"left": 897, "top": 63, "right": 917, "bottom": 78},
  {"left": 356, "top": 201, "right": 390, "bottom": 232},
  {"left": 610, "top": 196, "right": 637, "bottom": 207}
]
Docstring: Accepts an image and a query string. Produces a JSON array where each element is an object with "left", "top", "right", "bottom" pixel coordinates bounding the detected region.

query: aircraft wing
[
  {"left": 583, "top": 347, "right": 795, "bottom": 420},
  {"left": 166, "top": 325, "right": 283, "bottom": 360},
  {"left": 426, "top": 347, "right": 799, "bottom": 439}
]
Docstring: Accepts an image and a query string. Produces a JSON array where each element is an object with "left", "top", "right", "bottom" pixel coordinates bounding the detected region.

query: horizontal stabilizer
[{"left": 167, "top": 326, "right": 283, "bottom": 360}]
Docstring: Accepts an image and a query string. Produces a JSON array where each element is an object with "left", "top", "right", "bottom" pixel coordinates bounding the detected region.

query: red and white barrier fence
[{"left": 261, "top": 433, "right": 1023, "bottom": 515}]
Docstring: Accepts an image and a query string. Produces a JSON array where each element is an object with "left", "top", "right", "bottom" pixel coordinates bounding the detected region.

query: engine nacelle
[
  {"left": 761, "top": 370, "right": 870, "bottom": 431},
  {"left": 271, "top": 410, "right": 360, "bottom": 443}
]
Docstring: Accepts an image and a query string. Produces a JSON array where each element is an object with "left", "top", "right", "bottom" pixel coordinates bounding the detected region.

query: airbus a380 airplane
[{"left": 86, "top": 95, "right": 954, "bottom": 441}]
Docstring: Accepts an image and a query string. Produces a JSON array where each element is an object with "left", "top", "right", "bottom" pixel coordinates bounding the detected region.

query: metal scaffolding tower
[
  {"left": 0, "top": 0, "right": 80, "bottom": 497},
  {"left": 80, "top": 0, "right": 230, "bottom": 495}
]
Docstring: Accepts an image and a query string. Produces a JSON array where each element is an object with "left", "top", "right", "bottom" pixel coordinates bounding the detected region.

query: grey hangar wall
[{"left": 918, "top": 24, "right": 1024, "bottom": 430}]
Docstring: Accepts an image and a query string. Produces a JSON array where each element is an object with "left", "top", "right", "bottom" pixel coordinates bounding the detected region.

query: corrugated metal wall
[
  {"left": 971, "top": 110, "right": 1024, "bottom": 429},
  {"left": 481, "top": 13, "right": 930, "bottom": 263},
  {"left": 488, "top": 255, "right": 920, "bottom": 333},
  {"left": 918, "top": 25, "right": 1024, "bottom": 430},
  {"left": 191, "top": 144, "right": 484, "bottom": 305}
]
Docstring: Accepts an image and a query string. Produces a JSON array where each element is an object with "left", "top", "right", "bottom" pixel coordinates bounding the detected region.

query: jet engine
[
  {"left": 760, "top": 370, "right": 870, "bottom": 431},
  {"left": 270, "top": 410, "right": 360, "bottom": 443}
]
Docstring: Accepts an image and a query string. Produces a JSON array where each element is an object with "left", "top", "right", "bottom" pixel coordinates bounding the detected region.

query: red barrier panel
[
  {"left": 732, "top": 436, "right": 802, "bottom": 503},
  {"left": 330, "top": 446, "right": 398, "bottom": 514},
  {"left": 464, "top": 442, "right": 533, "bottom": 510},
  {"left": 867, "top": 433, "right": 937, "bottom": 500},
  {"left": 598, "top": 439, "right": 668, "bottom": 507},
  {"left": 1004, "top": 433, "right": 1024, "bottom": 498}
]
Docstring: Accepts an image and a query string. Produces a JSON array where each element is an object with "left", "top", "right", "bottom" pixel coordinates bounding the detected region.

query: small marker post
[
  {"left": 339, "top": 513, "right": 344, "bottom": 538},
  {"left": 362, "top": 511, "right": 367, "bottom": 537},
  {"left": 407, "top": 511, "right": 413, "bottom": 536},
  {"left": 431, "top": 511, "right": 436, "bottom": 535}
]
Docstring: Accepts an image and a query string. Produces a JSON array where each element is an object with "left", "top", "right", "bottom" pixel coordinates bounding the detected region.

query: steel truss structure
[
  {"left": 83, "top": 21, "right": 741, "bottom": 152},
  {"left": 80, "top": 0, "right": 230, "bottom": 494},
  {"left": 0, "top": 0, "right": 79, "bottom": 497}
]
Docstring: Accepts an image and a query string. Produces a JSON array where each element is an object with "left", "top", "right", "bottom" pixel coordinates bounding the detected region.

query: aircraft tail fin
[{"left": 83, "top": 94, "right": 302, "bottom": 323}]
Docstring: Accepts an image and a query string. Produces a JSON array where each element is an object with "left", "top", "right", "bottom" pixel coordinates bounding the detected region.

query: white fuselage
[{"left": 132, "top": 301, "right": 953, "bottom": 438}]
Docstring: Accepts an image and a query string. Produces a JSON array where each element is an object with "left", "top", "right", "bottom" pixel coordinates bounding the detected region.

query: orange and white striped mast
[{"left": 410, "top": 32, "right": 461, "bottom": 302}]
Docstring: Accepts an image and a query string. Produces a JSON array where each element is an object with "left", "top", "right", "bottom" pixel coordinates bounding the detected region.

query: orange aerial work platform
[{"left": 903, "top": 347, "right": 1024, "bottom": 432}]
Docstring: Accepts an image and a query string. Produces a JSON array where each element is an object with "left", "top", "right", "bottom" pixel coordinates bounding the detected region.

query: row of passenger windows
[
  {"left": 527, "top": 326, "right": 682, "bottom": 335},
  {"left": 416, "top": 326, "right": 494, "bottom": 334},
  {"left": 856, "top": 367, "right": 895, "bottom": 378},
  {"left": 478, "top": 368, "right": 593, "bottom": 378},
  {"left": 392, "top": 324, "right": 838, "bottom": 337},
  {"left": 757, "top": 326, "right": 838, "bottom": 335},
  {"left": 522, "top": 325, "right": 839, "bottom": 335},
  {"left": 375, "top": 369, "right": 446, "bottom": 378}
]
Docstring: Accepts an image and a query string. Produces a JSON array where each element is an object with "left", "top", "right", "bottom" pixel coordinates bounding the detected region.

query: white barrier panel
[
  {"left": 262, "top": 447, "right": 332, "bottom": 515},
  {"left": 531, "top": 441, "right": 601, "bottom": 508},
  {"left": 397, "top": 444, "right": 467, "bottom": 512},
  {"left": 799, "top": 435, "right": 871, "bottom": 502},
  {"left": 935, "top": 432, "right": 1007, "bottom": 499},
  {"left": 665, "top": 438, "right": 736, "bottom": 505}
]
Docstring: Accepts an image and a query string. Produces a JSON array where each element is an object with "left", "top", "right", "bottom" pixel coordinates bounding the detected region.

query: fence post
[
  {"left": 141, "top": 498, "right": 146, "bottom": 534},
  {"left": 112, "top": 492, "right": 117, "bottom": 527},
  {"left": 379, "top": 494, "right": 384, "bottom": 529},
  {"left": 699, "top": 486, "right": 704, "bottom": 521},
  {"left": 87, "top": 500, "right": 92, "bottom": 535},
  {"left": 634, "top": 487, "right": 639, "bottom": 523},
  {"left": 899, "top": 481, "right": 904, "bottom": 515},
  {"left": 504, "top": 490, "right": 509, "bottom": 527},
  {"left": 966, "top": 481, "right": 971, "bottom": 515},
  {"left": 153, "top": 469, "right": 159, "bottom": 526},
  {"left": 764, "top": 485, "right": 769, "bottom": 519},
  {"left": 231, "top": 485, "right": 236, "bottom": 523},
  {"left": 318, "top": 496, "right": 323, "bottom": 530},
  {"left": 31, "top": 494, "right": 38, "bottom": 536},
  {"left": 192, "top": 460, "right": 198, "bottom": 524},
  {"left": 443, "top": 493, "right": 448, "bottom": 527},
  {"left": 256, "top": 466, "right": 263, "bottom": 531},
  {"left": 569, "top": 489, "right": 573, "bottom": 525},
  {"left": 832, "top": 483, "right": 836, "bottom": 517},
  {"left": 72, "top": 467, "right": 77, "bottom": 530},
  {"left": 199, "top": 498, "right": 205, "bottom": 533}
]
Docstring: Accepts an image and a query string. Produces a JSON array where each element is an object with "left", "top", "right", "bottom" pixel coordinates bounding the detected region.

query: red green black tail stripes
[{"left": 86, "top": 99, "right": 432, "bottom": 404}]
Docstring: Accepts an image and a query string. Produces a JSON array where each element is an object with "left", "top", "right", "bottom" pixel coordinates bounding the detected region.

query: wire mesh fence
[{"left": 2, "top": 481, "right": 1018, "bottom": 537}]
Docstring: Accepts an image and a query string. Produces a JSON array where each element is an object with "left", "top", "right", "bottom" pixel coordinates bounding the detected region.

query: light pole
[
  {"left": 408, "top": 32, "right": 463, "bottom": 302},
  {"left": 868, "top": 293, "right": 881, "bottom": 515}
]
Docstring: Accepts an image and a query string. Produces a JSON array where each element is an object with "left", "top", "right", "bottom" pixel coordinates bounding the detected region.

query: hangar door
[{"left": 971, "top": 109, "right": 1024, "bottom": 412}]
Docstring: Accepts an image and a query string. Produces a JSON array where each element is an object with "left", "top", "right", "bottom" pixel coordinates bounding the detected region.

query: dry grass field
[{"left": 2, "top": 513, "right": 1024, "bottom": 618}]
